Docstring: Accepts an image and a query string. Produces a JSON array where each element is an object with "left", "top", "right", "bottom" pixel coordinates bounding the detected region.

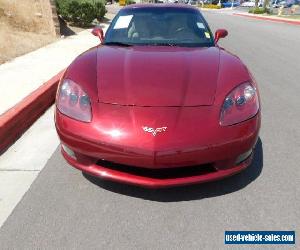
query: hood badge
[{"left": 142, "top": 126, "right": 167, "bottom": 136}]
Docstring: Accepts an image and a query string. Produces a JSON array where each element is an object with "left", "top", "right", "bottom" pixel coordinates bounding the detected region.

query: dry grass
[{"left": 0, "top": 0, "right": 57, "bottom": 64}]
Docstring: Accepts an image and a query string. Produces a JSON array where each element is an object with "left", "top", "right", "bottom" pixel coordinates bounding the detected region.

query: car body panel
[
  {"left": 222, "top": 2, "right": 240, "bottom": 8},
  {"left": 55, "top": 103, "right": 260, "bottom": 169},
  {"left": 96, "top": 46, "right": 220, "bottom": 106},
  {"left": 63, "top": 46, "right": 252, "bottom": 108},
  {"left": 62, "top": 148, "right": 253, "bottom": 188}
]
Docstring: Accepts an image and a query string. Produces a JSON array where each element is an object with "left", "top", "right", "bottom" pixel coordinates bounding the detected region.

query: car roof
[{"left": 123, "top": 3, "right": 200, "bottom": 11}]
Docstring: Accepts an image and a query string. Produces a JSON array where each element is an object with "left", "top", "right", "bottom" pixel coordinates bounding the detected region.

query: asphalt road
[{"left": 0, "top": 12, "right": 299, "bottom": 249}]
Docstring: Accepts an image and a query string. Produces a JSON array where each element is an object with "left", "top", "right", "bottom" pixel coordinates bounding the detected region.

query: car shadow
[{"left": 83, "top": 138, "right": 263, "bottom": 202}]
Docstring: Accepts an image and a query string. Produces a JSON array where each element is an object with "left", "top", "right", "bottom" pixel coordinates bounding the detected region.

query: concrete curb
[
  {"left": 233, "top": 13, "right": 300, "bottom": 25},
  {"left": 0, "top": 70, "right": 64, "bottom": 154}
]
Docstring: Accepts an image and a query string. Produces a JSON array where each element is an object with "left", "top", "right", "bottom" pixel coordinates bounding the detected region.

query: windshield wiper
[{"left": 104, "top": 42, "right": 132, "bottom": 47}]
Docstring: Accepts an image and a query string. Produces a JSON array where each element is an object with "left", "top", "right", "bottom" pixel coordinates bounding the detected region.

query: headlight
[
  {"left": 56, "top": 79, "right": 92, "bottom": 122},
  {"left": 220, "top": 82, "right": 259, "bottom": 126}
]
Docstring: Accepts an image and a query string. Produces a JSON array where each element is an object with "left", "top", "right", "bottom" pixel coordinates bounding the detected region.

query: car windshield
[{"left": 104, "top": 7, "right": 214, "bottom": 47}]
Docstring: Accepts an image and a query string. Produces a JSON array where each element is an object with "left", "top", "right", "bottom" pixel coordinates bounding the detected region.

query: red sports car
[{"left": 55, "top": 4, "right": 261, "bottom": 188}]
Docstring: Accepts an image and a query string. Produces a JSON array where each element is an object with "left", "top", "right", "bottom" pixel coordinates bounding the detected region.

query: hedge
[
  {"left": 249, "top": 7, "right": 271, "bottom": 14},
  {"left": 125, "top": 0, "right": 136, "bottom": 5},
  {"left": 56, "top": 0, "right": 107, "bottom": 27}
]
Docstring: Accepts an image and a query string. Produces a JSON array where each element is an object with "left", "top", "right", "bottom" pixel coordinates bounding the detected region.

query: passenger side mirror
[
  {"left": 214, "top": 29, "right": 228, "bottom": 44},
  {"left": 92, "top": 27, "right": 104, "bottom": 44}
]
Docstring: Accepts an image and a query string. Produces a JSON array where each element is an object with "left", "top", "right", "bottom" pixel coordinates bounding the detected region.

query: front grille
[{"left": 96, "top": 160, "right": 216, "bottom": 179}]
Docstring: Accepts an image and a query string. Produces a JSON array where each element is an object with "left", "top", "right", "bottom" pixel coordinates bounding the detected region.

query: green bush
[
  {"left": 56, "top": 0, "right": 107, "bottom": 27},
  {"left": 249, "top": 7, "right": 271, "bottom": 14},
  {"left": 56, "top": 0, "right": 71, "bottom": 20},
  {"left": 95, "top": 1, "right": 107, "bottom": 18},
  {"left": 125, "top": 0, "right": 135, "bottom": 5}
]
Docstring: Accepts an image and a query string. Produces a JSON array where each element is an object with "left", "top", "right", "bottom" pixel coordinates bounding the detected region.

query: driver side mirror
[
  {"left": 214, "top": 29, "right": 228, "bottom": 44},
  {"left": 92, "top": 27, "right": 104, "bottom": 44}
]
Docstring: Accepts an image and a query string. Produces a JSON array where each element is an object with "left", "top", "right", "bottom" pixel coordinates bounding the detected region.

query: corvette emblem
[{"left": 142, "top": 126, "right": 167, "bottom": 136}]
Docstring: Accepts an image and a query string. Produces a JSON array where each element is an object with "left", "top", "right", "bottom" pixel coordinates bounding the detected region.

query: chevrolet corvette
[{"left": 55, "top": 4, "right": 261, "bottom": 188}]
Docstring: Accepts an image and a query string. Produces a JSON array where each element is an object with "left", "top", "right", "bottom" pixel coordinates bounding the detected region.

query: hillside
[{"left": 0, "top": 0, "right": 58, "bottom": 64}]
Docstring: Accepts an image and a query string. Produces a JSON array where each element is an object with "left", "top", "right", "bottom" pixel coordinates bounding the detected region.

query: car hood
[{"left": 96, "top": 46, "right": 220, "bottom": 107}]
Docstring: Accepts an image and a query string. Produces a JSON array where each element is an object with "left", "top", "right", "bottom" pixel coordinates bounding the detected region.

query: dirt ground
[{"left": 0, "top": 0, "right": 57, "bottom": 64}]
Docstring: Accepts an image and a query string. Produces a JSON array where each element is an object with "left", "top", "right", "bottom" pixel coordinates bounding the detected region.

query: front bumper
[
  {"left": 61, "top": 147, "right": 253, "bottom": 188},
  {"left": 56, "top": 104, "right": 260, "bottom": 188}
]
